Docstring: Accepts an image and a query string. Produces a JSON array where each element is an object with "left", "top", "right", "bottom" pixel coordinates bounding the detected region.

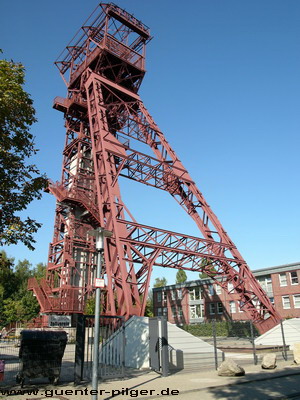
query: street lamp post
[{"left": 89, "top": 228, "right": 112, "bottom": 400}]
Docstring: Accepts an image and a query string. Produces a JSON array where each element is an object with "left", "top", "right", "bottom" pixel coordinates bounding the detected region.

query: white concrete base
[{"left": 255, "top": 318, "right": 300, "bottom": 351}]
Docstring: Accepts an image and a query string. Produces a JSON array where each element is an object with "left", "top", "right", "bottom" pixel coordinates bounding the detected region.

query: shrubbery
[{"left": 182, "top": 320, "right": 259, "bottom": 337}]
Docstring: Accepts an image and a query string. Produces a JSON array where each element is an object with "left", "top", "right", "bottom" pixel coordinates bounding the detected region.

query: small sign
[
  {"left": 48, "top": 315, "right": 71, "bottom": 327},
  {"left": 94, "top": 278, "right": 105, "bottom": 288}
]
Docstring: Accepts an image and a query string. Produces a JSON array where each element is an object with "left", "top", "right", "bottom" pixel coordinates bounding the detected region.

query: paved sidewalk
[
  {"left": 1, "top": 360, "right": 300, "bottom": 400},
  {"left": 95, "top": 361, "right": 300, "bottom": 399}
]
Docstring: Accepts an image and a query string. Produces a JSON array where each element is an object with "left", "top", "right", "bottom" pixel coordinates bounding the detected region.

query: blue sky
[{"left": 1, "top": 0, "right": 300, "bottom": 286}]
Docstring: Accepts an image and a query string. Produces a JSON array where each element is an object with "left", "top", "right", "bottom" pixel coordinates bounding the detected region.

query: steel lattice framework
[{"left": 28, "top": 3, "right": 281, "bottom": 333}]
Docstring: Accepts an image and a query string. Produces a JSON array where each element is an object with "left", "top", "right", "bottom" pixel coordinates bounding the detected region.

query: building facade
[{"left": 152, "top": 262, "right": 300, "bottom": 325}]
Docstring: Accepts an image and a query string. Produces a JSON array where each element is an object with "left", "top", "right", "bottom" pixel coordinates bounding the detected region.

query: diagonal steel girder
[
  {"left": 116, "top": 219, "right": 277, "bottom": 325},
  {"left": 117, "top": 219, "right": 240, "bottom": 268}
]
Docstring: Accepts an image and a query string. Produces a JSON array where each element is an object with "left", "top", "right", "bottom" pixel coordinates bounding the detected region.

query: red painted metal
[{"left": 28, "top": 3, "right": 281, "bottom": 333}]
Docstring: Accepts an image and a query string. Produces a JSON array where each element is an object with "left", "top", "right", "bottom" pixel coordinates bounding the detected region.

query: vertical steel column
[
  {"left": 91, "top": 228, "right": 112, "bottom": 400},
  {"left": 280, "top": 320, "right": 288, "bottom": 361},
  {"left": 160, "top": 317, "right": 169, "bottom": 377},
  {"left": 92, "top": 250, "right": 102, "bottom": 400},
  {"left": 212, "top": 319, "right": 218, "bottom": 370},
  {"left": 121, "top": 318, "right": 126, "bottom": 377},
  {"left": 250, "top": 321, "right": 258, "bottom": 365},
  {"left": 74, "top": 314, "right": 86, "bottom": 384}
]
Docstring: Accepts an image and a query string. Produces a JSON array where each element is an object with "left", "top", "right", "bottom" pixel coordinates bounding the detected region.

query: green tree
[
  {"left": 153, "top": 277, "right": 167, "bottom": 288},
  {"left": 2, "top": 298, "right": 24, "bottom": 324},
  {"left": 0, "top": 251, "right": 16, "bottom": 326},
  {"left": 144, "top": 292, "right": 153, "bottom": 317},
  {"left": 32, "top": 262, "right": 46, "bottom": 282},
  {"left": 19, "top": 290, "right": 40, "bottom": 321},
  {"left": 199, "top": 258, "right": 217, "bottom": 279},
  {"left": 84, "top": 296, "right": 96, "bottom": 315},
  {"left": 0, "top": 53, "right": 48, "bottom": 250},
  {"left": 0, "top": 251, "right": 42, "bottom": 326},
  {"left": 14, "top": 259, "right": 32, "bottom": 287},
  {"left": 176, "top": 269, "right": 187, "bottom": 284}
]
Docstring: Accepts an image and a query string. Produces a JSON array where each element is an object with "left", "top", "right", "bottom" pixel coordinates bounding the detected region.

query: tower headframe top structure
[{"left": 55, "top": 2, "right": 151, "bottom": 89}]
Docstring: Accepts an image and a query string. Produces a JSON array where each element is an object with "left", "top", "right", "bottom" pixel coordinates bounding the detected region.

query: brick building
[{"left": 152, "top": 262, "right": 300, "bottom": 325}]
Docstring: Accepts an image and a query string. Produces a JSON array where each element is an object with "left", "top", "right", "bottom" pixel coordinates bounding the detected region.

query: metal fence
[
  {"left": 1, "top": 316, "right": 127, "bottom": 387},
  {"left": 0, "top": 318, "right": 293, "bottom": 386},
  {"left": 183, "top": 319, "right": 290, "bottom": 370},
  {"left": 0, "top": 335, "right": 75, "bottom": 387},
  {"left": 74, "top": 315, "right": 125, "bottom": 383}
]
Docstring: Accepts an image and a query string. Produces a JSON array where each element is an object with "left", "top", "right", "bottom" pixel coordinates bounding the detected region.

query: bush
[{"left": 182, "top": 320, "right": 258, "bottom": 338}]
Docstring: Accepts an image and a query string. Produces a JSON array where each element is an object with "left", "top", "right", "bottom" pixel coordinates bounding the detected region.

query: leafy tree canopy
[
  {"left": 153, "top": 277, "right": 167, "bottom": 288},
  {"left": 144, "top": 297, "right": 154, "bottom": 317},
  {"left": 176, "top": 269, "right": 187, "bottom": 284},
  {"left": 199, "top": 258, "right": 217, "bottom": 279},
  {"left": 0, "top": 250, "right": 46, "bottom": 327},
  {"left": 0, "top": 52, "right": 48, "bottom": 250},
  {"left": 84, "top": 296, "right": 96, "bottom": 315}
]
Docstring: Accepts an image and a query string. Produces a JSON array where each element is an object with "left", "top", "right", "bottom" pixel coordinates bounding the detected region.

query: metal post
[
  {"left": 90, "top": 228, "right": 112, "bottom": 400},
  {"left": 74, "top": 314, "right": 86, "bottom": 383},
  {"left": 160, "top": 317, "right": 169, "bottom": 377},
  {"left": 121, "top": 318, "right": 126, "bottom": 377},
  {"left": 92, "top": 250, "right": 102, "bottom": 400},
  {"left": 280, "top": 320, "right": 288, "bottom": 361},
  {"left": 212, "top": 319, "right": 218, "bottom": 370},
  {"left": 250, "top": 321, "right": 258, "bottom": 365}
]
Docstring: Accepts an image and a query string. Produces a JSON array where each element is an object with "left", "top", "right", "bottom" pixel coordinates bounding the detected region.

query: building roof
[
  {"left": 251, "top": 262, "right": 300, "bottom": 277},
  {"left": 152, "top": 262, "right": 300, "bottom": 291}
]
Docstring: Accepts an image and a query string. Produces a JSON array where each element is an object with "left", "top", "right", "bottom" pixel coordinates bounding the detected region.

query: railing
[
  {"left": 28, "top": 278, "right": 52, "bottom": 312},
  {"left": 105, "top": 34, "right": 144, "bottom": 69},
  {"left": 48, "top": 181, "right": 100, "bottom": 223}
]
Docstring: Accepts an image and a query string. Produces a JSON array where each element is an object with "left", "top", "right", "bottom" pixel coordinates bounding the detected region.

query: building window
[
  {"left": 157, "top": 292, "right": 162, "bottom": 302},
  {"left": 171, "top": 306, "right": 176, "bottom": 317},
  {"left": 258, "top": 276, "right": 273, "bottom": 293},
  {"left": 254, "top": 299, "right": 260, "bottom": 311},
  {"left": 293, "top": 295, "right": 300, "bottom": 308},
  {"left": 269, "top": 297, "right": 275, "bottom": 305},
  {"left": 190, "top": 304, "right": 203, "bottom": 319},
  {"left": 177, "top": 289, "right": 182, "bottom": 299},
  {"left": 215, "top": 284, "right": 222, "bottom": 295},
  {"left": 279, "top": 273, "right": 287, "bottom": 287},
  {"left": 171, "top": 290, "right": 176, "bottom": 301},
  {"left": 157, "top": 307, "right": 162, "bottom": 316},
  {"left": 163, "top": 307, "right": 168, "bottom": 317},
  {"left": 290, "top": 272, "right": 299, "bottom": 285},
  {"left": 189, "top": 287, "right": 201, "bottom": 300},
  {"left": 177, "top": 306, "right": 183, "bottom": 318},
  {"left": 227, "top": 282, "right": 234, "bottom": 292},
  {"left": 162, "top": 291, "right": 167, "bottom": 302},
  {"left": 209, "top": 303, "right": 215, "bottom": 315},
  {"left": 208, "top": 284, "right": 215, "bottom": 296},
  {"left": 282, "top": 296, "right": 291, "bottom": 309},
  {"left": 238, "top": 301, "right": 244, "bottom": 313},
  {"left": 217, "top": 302, "right": 223, "bottom": 314},
  {"left": 230, "top": 301, "right": 236, "bottom": 314}
]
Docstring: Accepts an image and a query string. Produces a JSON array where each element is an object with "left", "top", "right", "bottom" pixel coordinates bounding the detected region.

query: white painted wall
[
  {"left": 100, "top": 316, "right": 223, "bottom": 370},
  {"left": 255, "top": 318, "right": 300, "bottom": 350},
  {"left": 124, "top": 316, "right": 150, "bottom": 369},
  {"left": 99, "top": 316, "right": 150, "bottom": 369}
]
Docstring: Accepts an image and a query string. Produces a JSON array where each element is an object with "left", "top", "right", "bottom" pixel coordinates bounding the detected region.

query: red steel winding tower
[{"left": 28, "top": 3, "right": 281, "bottom": 333}]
